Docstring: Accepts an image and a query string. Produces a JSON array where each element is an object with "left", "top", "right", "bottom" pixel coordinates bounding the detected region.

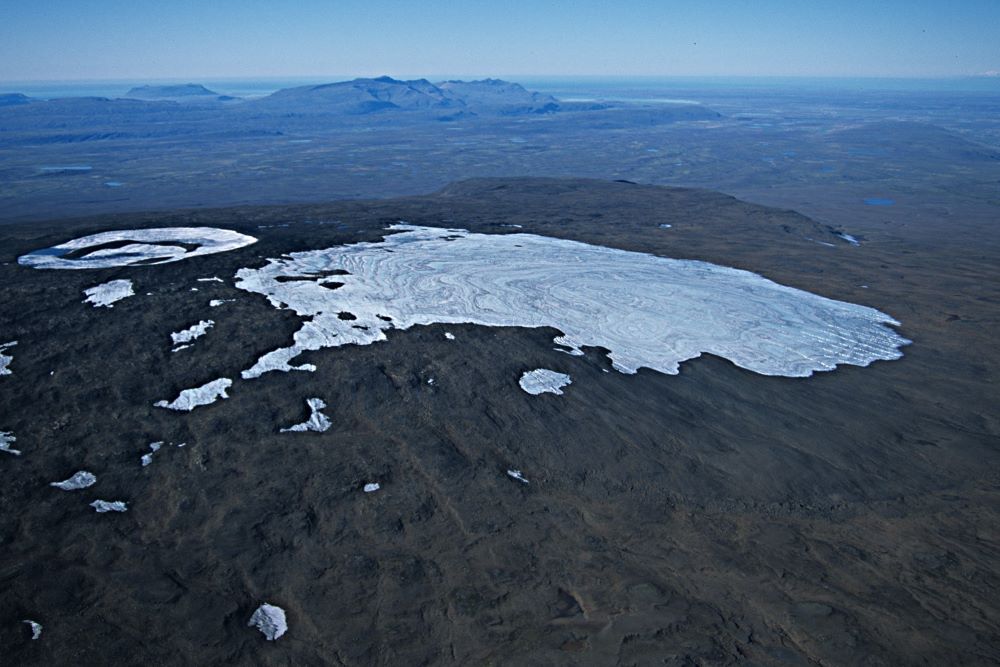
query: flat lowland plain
[{"left": 1, "top": 178, "right": 998, "bottom": 665}]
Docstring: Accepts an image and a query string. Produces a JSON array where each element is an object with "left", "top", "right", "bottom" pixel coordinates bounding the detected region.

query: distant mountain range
[
  {"left": 0, "top": 76, "right": 720, "bottom": 121},
  {"left": 249, "top": 76, "right": 562, "bottom": 116}
]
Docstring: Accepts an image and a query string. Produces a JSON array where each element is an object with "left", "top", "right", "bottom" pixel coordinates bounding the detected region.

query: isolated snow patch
[
  {"left": 1, "top": 431, "right": 21, "bottom": 456},
  {"left": 155, "top": 378, "right": 232, "bottom": 411},
  {"left": 170, "top": 320, "right": 214, "bottom": 349},
  {"left": 83, "top": 279, "right": 134, "bottom": 308},
  {"left": 141, "top": 441, "right": 164, "bottom": 467},
  {"left": 248, "top": 603, "right": 287, "bottom": 641},
  {"left": 50, "top": 471, "right": 97, "bottom": 490},
  {"left": 280, "top": 398, "right": 331, "bottom": 433},
  {"left": 23, "top": 620, "right": 42, "bottom": 640},
  {"left": 90, "top": 500, "right": 127, "bottom": 513},
  {"left": 519, "top": 369, "right": 572, "bottom": 395},
  {"left": 507, "top": 469, "right": 530, "bottom": 484},
  {"left": 0, "top": 341, "right": 16, "bottom": 375}
]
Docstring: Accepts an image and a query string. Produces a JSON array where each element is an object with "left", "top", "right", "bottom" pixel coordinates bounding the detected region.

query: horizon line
[{"left": 3, "top": 72, "right": 999, "bottom": 85}]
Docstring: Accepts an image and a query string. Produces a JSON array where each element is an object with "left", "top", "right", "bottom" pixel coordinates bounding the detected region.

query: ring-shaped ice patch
[{"left": 18, "top": 227, "right": 257, "bottom": 270}]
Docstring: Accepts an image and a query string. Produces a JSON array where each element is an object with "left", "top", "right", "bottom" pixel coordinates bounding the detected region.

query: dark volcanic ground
[{"left": 1, "top": 178, "right": 998, "bottom": 665}]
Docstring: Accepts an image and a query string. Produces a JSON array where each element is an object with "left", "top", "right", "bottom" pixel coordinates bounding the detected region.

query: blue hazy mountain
[
  {"left": 125, "top": 83, "right": 220, "bottom": 99},
  {"left": 242, "top": 76, "right": 722, "bottom": 121},
  {"left": 247, "top": 76, "right": 565, "bottom": 116},
  {"left": 251, "top": 76, "right": 464, "bottom": 114},
  {"left": 0, "top": 93, "right": 33, "bottom": 107},
  {"left": 436, "top": 78, "right": 560, "bottom": 114}
]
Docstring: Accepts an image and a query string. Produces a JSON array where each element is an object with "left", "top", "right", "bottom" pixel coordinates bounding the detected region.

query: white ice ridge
[
  {"left": 0, "top": 431, "right": 20, "bottom": 456},
  {"left": 249, "top": 603, "right": 287, "bottom": 641},
  {"left": 155, "top": 378, "right": 232, "bottom": 411},
  {"left": 18, "top": 227, "right": 258, "bottom": 270},
  {"left": 209, "top": 299, "right": 236, "bottom": 307},
  {"left": 170, "top": 320, "right": 214, "bottom": 347},
  {"left": 280, "top": 398, "right": 331, "bottom": 433},
  {"left": 91, "top": 500, "right": 127, "bottom": 513},
  {"left": 234, "top": 225, "right": 909, "bottom": 380},
  {"left": 519, "top": 369, "right": 572, "bottom": 395},
  {"left": 0, "top": 340, "right": 16, "bottom": 375},
  {"left": 50, "top": 471, "right": 97, "bottom": 490},
  {"left": 197, "top": 277, "right": 225, "bottom": 283},
  {"left": 83, "top": 279, "right": 134, "bottom": 308}
]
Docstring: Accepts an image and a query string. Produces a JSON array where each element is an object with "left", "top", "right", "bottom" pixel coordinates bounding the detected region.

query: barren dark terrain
[{"left": 1, "top": 178, "right": 998, "bottom": 665}]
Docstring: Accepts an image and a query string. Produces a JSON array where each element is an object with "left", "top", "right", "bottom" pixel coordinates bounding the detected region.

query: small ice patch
[
  {"left": 519, "top": 369, "right": 572, "bottom": 395},
  {"left": 249, "top": 603, "right": 287, "bottom": 641},
  {"left": 83, "top": 279, "right": 134, "bottom": 308},
  {"left": 0, "top": 340, "right": 16, "bottom": 375},
  {"left": 172, "top": 344, "right": 192, "bottom": 352},
  {"left": 141, "top": 441, "right": 164, "bottom": 466},
  {"left": 90, "top": 500, "right": 127, "bottom": 513},
  {"left": 280, "top": 398, "right": 331, "bottom": 433},
  {"left": 836, "top": 232, "right": 861, "bottom": 246},
  {"left": 658, "top": 224, "right": 672, "bottom": 229},
  {"left": 507, "top": 469, "right": 529, "bottom": 484},
  {"left": 363, "top": 482, "right": 380, "bottom": 493},
  {"left": 23, "top": 620, "right": 42, "bottom": 640},
  {"left": 0, "top": 431, "right": 20, "bottom": 456},
  {"left": 197, "top": 277, "right": 225, "bottom": 283},
  {"left": 209, "top": 299, "right": 236, "bottom": 307},
  {"left": 444, "top": 332, "right": 455, "bottom": 340},
  {"left": 155, "top": 378, "right": 232, "bottom": 411},
  {"left": 170, "top": 320, "right": 214, "bottom": 347},
  {"left": 50, "top": 471, "right": 96, "bottom": 490}
]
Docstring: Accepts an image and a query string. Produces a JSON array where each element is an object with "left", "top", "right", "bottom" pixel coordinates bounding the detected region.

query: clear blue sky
[{"left": 1, "top": 0, "right": 998, "bottom": 81}]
